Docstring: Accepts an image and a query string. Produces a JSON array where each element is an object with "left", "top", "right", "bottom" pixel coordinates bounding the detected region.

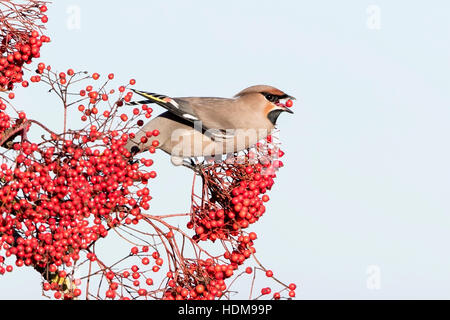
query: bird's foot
[{"left": 182, "top": 158, "right": 206, "bottom": 174}]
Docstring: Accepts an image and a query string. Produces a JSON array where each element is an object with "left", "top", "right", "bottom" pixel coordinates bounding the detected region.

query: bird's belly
[{"left": 161, "top": 128, "right": 271, "bottom": 158}]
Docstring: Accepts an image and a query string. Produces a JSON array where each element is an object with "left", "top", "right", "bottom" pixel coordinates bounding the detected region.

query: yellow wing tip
[{"left": 132, "top": 89, "right": 166, "bottom": 104}]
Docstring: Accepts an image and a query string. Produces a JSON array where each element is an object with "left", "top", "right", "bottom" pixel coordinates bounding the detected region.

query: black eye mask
[
  {"left": 262, "top": 93, "right": 279, "bottom": 103},
  {"left": 262, "top": 92, "right": 291, "bottom": 103}
]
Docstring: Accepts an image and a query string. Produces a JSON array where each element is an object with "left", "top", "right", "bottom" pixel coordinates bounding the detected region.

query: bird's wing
[
  {"left": 129, "top": 90, "right": 237, "bottom": 139},
  {"left": 175, "top": 97, "right": 239, "bottom": 138},
  {"left": 129, "top": 89, "right": 196, "bottom": 120}
]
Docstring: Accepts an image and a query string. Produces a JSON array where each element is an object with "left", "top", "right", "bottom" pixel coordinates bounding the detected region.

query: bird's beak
[
  {"left": 283, "top": 106, "right": 294, "bottom": 114},
  {"left": 275, "top": 94, "right": 295, "bottom": 114},
  {"left": 272, "top": 104, "right": 294, "bottom": 114}
]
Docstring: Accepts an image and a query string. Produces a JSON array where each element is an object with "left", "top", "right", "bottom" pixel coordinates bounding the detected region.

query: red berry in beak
[{"left": 286, "top": 99, "right": 293, "bottom": 107}]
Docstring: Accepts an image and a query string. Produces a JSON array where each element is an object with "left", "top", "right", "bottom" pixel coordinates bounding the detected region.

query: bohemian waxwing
[{"left": 126, "top": 85, "right": 294, "bottom": 165}]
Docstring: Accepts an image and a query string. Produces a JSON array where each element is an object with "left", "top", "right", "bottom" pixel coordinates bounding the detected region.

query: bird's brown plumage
[
  {"left": 126, "top": 85, "right": 294, "bottom": 163},
  {"left": 234, "top": 85, "right": 289, "bottom": 98}
]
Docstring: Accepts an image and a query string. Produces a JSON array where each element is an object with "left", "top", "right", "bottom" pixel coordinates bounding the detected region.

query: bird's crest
[{"left": 234, "top": 85, "right": 289, "bottom": 98}]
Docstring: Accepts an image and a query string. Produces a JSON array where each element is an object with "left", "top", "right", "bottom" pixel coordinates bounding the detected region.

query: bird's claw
[{"left": 182, "top": 158, "right": 205, "bottom": 174}]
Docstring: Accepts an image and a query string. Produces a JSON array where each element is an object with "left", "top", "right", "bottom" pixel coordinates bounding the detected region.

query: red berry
[
  {"left": 131, "top": 247, "right": 139, "bottom": 255},
  {"left": 195, "top": 226, "right": 204, "bottom": 235},
  {"left": 195, "top": 284, "right": 205, "bottom": 294},
  {"left": 138, "top": 289, "right": 147, "bottom": 296},
  {"left": 261, "top": 287, "right": 271, "bottom": 295}
]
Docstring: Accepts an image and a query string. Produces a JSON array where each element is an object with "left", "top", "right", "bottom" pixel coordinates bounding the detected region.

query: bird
[{"left": 125, "top": 85, "right": 294, "bottom": 167}]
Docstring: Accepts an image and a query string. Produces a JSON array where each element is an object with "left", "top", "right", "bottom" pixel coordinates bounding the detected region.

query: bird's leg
[
  {"left": 182, "top": 158, "right": 205, "bottom": 174},
  {"left": 182, "top": 158, "right": 196, "bottom": 170}
]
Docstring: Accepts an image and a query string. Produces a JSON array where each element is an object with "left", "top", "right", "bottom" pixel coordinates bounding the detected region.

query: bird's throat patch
[{"left": 267, "top": 109, "right": 283, "bottom": 125}]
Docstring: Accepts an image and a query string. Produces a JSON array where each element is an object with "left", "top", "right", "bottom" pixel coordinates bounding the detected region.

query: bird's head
[{"left": 234, "top": 85, "right": 295, "bottom": 125}]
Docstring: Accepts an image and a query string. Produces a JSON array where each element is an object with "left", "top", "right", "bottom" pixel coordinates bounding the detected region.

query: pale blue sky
[{"left": 2, "top": 0, "right": 450, "bottom": 299}]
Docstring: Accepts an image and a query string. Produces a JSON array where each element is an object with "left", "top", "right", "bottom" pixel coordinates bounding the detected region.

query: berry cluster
[
  {"left": 0, "top": 111, "right": 12, "bottom": 134},
  {"left": 0, "top": 58, "right": 168, "bottom": 299},
  {"left": 92, "top": 247, "right": 166, "bottom": 300},
  {"left": 189, "top": 159, "right": 277, "bottom": 242},
  {"left": 162, "top": 259, "right": 232, "bottom": 300},
  {"left": 0, "top": 129, "right": 156, "bottom": 285},
  {"left": 0, "top": 4, "right": 49, "bottom": 91}
]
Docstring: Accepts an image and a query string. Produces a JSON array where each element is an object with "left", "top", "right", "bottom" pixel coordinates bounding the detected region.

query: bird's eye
[{"left": 264, "top": 93, "right": 278, "bottom": 103}]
